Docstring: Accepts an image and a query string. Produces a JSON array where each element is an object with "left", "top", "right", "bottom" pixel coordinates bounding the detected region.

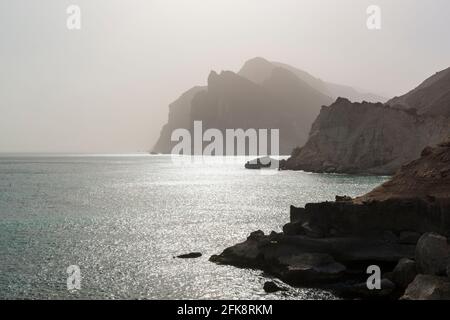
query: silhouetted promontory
[{"left": 152, "top": 57, "right": 384, "bottom": 154}]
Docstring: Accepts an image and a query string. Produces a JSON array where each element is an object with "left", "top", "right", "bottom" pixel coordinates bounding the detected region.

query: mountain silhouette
[{"left": 153, "top": 57, "right": 384, "bottom": 154}]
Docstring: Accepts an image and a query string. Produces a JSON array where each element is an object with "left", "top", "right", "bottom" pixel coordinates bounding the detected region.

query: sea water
[{"left": 0, "top": 155, "right": 388, "bottom": 299}]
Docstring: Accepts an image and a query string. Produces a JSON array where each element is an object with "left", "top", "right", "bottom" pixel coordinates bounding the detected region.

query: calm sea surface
[{"left": 0, "top": 155, "right": 388, "bottom": 299}]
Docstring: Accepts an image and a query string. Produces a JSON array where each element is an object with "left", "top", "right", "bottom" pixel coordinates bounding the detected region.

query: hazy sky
[{"left": 1, "top": 0, "right": 449, "bottom": 153}]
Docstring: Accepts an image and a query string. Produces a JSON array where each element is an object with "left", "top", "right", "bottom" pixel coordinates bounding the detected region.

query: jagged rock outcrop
[
  {"left": 152, "top": 57, "right": 383, "bottom": 154},
  {"left": 280, "top": 97, "right": 450, "bottom": 174}
]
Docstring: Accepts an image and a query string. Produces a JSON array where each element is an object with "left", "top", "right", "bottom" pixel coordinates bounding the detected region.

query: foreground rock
[
  {"left": 245, "top": 157, "right": 279, "bottom": 169},
  {"left": 212, "top": 142, "right": 450, "bottom": 299},
  {"left": 176, "top": 252, "right": 202, "bottom": 259},
  {"left": 401, "top": 275, "right": 450, "bottom": 300},
  {"left": 415, "top": 233, "right": 449, "bottom": 275},
  {"left": 386, "top": 66, "right": 450, "bottom": 117},
  {"left": 340, "top": 279, "right": 396, "bottom": 299}
]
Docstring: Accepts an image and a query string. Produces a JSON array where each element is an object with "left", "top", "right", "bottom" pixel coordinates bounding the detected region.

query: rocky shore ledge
[{"left": 211, "top": 141, "right": 450, "bottom": 299}]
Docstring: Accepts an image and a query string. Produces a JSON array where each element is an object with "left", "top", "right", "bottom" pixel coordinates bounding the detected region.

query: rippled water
[{"left": 0, "top": 155, "right": 388, "bottom": 299}]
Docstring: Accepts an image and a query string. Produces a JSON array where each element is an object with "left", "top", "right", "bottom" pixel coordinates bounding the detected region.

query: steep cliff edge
[{"left": 280, "top": 97, "right": 450, "bottom": 175}]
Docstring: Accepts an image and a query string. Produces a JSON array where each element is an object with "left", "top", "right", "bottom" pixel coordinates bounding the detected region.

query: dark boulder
[
  {"left": 415, "top": 233, "right": 449, "bottom": 275},
  {"left": 340, "top": 279, "right": 396, "bottom": 299},
  {"left": 276, "top": 253, "right": 346, "bottom": 285},
  {"left": 391, "top": 258, "right": 417, "bottom": 289},
  {"left": 176, "top": 252, "right": 202, "bottom": 259},
  {"left": 399, "top": 231, "right": 422, "bottom": 244}
]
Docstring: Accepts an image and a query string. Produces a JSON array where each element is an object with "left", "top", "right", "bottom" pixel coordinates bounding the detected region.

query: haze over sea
[{"left": 0, "top": 155, "right": 388, "bottom": 299}]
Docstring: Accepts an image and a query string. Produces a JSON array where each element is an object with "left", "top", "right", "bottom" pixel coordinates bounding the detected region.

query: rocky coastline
[
  {"left": 279, "top": 67, "right": 450, "bottom": 175},
  {"left": 211, "top": 141, "right": 450, "bottom": 299}
]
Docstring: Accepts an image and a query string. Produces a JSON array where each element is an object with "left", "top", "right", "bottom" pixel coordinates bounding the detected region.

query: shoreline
[{"left": 211, "top": 141, "right": 450, "bottom": 299}]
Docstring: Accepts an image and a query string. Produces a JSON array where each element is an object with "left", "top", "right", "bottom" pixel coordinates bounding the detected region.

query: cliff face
[
  {"left": 152, "top": 57, "right": 383, "bottom": 154},
  {"left": 281, "top": 65, "right": 450, "bottom": 174},
  {"left": 387, "top": 67, "right": 450, "bottom": 117}
]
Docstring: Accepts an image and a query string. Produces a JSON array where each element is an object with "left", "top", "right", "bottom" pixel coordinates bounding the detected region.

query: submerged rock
[{"left": 263, "top": 281, "right": 287, "bottom": 293}]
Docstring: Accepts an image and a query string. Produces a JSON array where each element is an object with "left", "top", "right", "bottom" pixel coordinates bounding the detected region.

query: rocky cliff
[
  {"left": 280, "top": 67, "right": 450, "bottom": 174},
  {"left": 280, "top": 98, "right": 450, "bottom": 174},
  {"left": 387, "top": 67, "right": 450, "bottom": 117},
  {"left": 211, "top": 142, "right": 450, "bottom": 299},
  {"left": 152, "top": 57, "right": 383, "bottom": 154}
]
